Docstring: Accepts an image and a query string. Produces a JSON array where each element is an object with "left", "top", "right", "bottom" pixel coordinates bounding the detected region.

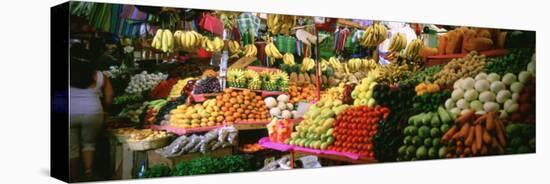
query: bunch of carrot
[{"left": 441, "top": 110, "right": 507, "bottom": 158}]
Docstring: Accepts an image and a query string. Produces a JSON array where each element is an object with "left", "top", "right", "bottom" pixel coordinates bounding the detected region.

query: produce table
[
  {"left": 258, "top": 137, "right": 377, "bottom": 168},
  {"left": 234, "top": 120, "right": 270, "bottom": 130}
]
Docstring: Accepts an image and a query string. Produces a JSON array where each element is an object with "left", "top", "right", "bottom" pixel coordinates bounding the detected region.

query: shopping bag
[{"left": 199, "top": 13, "right": 224, "bottom": 36}]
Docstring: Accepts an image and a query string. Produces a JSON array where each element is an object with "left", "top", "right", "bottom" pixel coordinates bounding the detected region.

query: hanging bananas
[
  {"left": 282, "top": 53, "right": 295, "bottom": 66},
  {"left": 171, "top": 30, "right": 203, "bottom": 51},
  {"left": 265, "top": 40, "right": 284, "bottom": 59},
  {"left": 243, "top": 44, "right": 258, "bottom": 57},
  {"left": 202, "top": 37, "right": 224, "bottom": 53},
  {"left": 360, "top": 23, "right": 388, "bottom": 47},
  {"left": 266, "top": 14, "right": 297, "bottom": 35},
  {"left": 320, "top": 59, "right": 330, "bottom": 71},
  {"left": 151, "top": 29, "right": 174, "bottom": 53},
  {"left": 328, "top": 57, "right": 344, "bottom": 73},
  {"left": 227, "top": 40, "right": 241, "bottom": 58},
  {"left": 388, "top": 32, "right": 407, "bottom": 52},
  {"left": 405, "top": 39, "right": 424, "bottom": 59},
  {"left": 300, "top": 57, "right": 315, "bottom": 72}
]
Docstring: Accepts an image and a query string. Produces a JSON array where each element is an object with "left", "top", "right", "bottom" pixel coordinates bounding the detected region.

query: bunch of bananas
[
  {"left": 320, "top": 59, "right": 330, "bottom": 71},
  {"left": 152, "top": 29, "right": 174, "bottom": 53},
  {"left": 361, "top": 59, "right": 379, "bottom": 71},
  {"left": 388, "top": 33, "right": 407, "bottom": 52},
  {"left": 266, "top": 14, "right": 297, "bottom": 35},
  {"left": 201, "top": 37, "right": 224, "bottom": 53},
  {"left": 243, "top": 44, "right": 258, "bottom": 57},
  {"left": 227, "top": 40, "right": 241, "bottom": 58},
  {"left": 282, "top": 53, "right": 295, "bottom": 66},
  {"left": 360, "top": 23, "right": 388, "bottom": 47},
  {"left": 322, "top": 83, "right": 345, "bottom": 100},
  {"left": 405, "top": 38, "right": 424, "bottom": 59},
  {"left": 300, "top": 57, "right": 315, "bottom": 72},
  {"left": 376, "top": 63, "right": 413, "bottom": 84},
  {"left": 265, "top": 40, "right": 283, "bottom": 59},
  {"left": 328, "top": 57, "right": 344, "bottom": 72},
  {"left": 347, "top": 58, "right": 363, "bottom": 72},
  {"left": 173, "top": 30, "right": 203, "bottom": 51}
]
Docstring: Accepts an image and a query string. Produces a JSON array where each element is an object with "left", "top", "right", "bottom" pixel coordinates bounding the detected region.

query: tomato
[
  {"left": 372, "top": 124, "right": 378, "bottom": 131},
  {"left": 366, "top": 143, "right": 373, "bottom": 151},
  {"left": 369, "top": 152, "right": 375, "bottom": 158}
]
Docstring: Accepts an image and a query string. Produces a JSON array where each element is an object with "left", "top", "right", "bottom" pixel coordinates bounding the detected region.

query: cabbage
[
  {"left": 461, "top": 77, "right": 475, "bottom": 90},
  {"left": 474, "top": 80, "right": 490, "bottom": 92},
  {"left": 487, "top": 73, "right": 501, "bottom": 82},
  {"left": 464, "top": 89, "right": 479, "bottom": 101},
  {"left": 470, "top": 100, "right": 483, "bottom": 111},
  {"left": 502, "top": 73, "right": 517, "bottom": 85},
  {"left": 475, "top": 72, "right": 488, "bottom": 81},
  {"left": 479, "top": 91, "right": 496, "bottom": 102},
  {"left": 451, "top": 89, "right": 464, "bottom": 101},
  {"left": 483, "top": 102, "right": 499, "bottom": 112},
  {"left": 490, "top": 81, "right": 505, "bottom": 93},
  {"left": 496, "top": 90, "right": 511, "bottom": 103},
  {"left": 456, "top": 99, "right": 469, "bottom": 109},
  {"left": 445, "top": 99, "right": 456, "bottom": 109},
  {"left": 510, "top": 82, "right": 524, "bottom": 93},
  {"left": 518, "top": 71, "right": 531, "bottom": 84}
]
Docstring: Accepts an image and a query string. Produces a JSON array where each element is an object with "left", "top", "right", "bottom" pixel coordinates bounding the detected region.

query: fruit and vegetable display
[
  {"left": 360, "top": 23, "right": 388, "bottom": 47},
  {"left": 376, "top": 63, "right": 415, "bottom": 84},
  {"left": 125, "top": 71, "right": 168, "bottom": 94},
  {"left": 405, "top": 65, "right": 442, "bottom": 84},
  {"left": 193, "top": 77, "right": 222, "bottom": 94},
  {"left": 433, "top": 52, "right": 486, "bottom": 86},
  {"left": 144, "top": 99, "right": 168, "bottom": 124},
  {"left": 141, "top": 165, "right": 172, "bottom": 178},
  {"left": 289, "top": 84, "right": 317, "bottom": 103},
  {"left": 444, "top": 63, "right": 534, "bottom": 117},
  {"left": 149, "top": 77, "right": 180, "bottom": 99},
  {"left": 151, "top": 29, "right": 175, "bottom": 52},
  {"left": 113, "top": 93, "right": 143, "bottom": 105},
  {"left": 505, "top": 123, "right": 535, "bottom": 154},
  {"left": 240, "top": 144, "right": 265, "bottom": 153},
  {"left": 351, "top": 74, "right": 378, "bottom": 106},
  {"left": 156, "top": 95, "right": 188, "bottom": 125},
  {"left": 512, "top": 76, "right": 535, "bottom": 123},
  {"left": 168, "top": 78, "right": 194, "bottom": 98},
  {"left": 411, "top": 91, "right": 451, "bottom": 114},
  {"left": 264, "top": 94, "right": 296, "bottom": 119},
  {"left": 330, "top": 106, "right": 390, "bottom": 158},
  {"left": 168, "top": 99, "right": 223, "bottom": 128},
  {"left": 322, "top": 84, "right": 345, "bottom": 102},
  {"left": 172, "top": 31, "right": 204, "bottom": 51},
  {"left": 372, "top": 82, "right": 415, "bottom": 110},
  {"left": 201, "top": 36, "right": 225, "bottom": 53},
  {"left": 287, "top": 99, "right": 349, "bottom": 149},
  {"left": 441, "top": 111, "right": 506, "bottom": 157},
  {"left": 215, "top": 89, "right": 270, "bottom": 124},
  {"left": 119, "top": 102, "right": 149, "bottom": 123},
  {"left": 155, "top": 126, "right": 238, "bottom": 157},
  {"left": 397, "top": 107, "right": 454, "bottom": 161}
]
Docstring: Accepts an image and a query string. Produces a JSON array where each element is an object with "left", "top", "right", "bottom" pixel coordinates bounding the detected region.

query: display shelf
[
  {"left": 149, "top": 124, "right": 222, "bottom": 135},
  {"left": 426, "top": 49, "right": 509, "bottom": 66},
  {"left": 234, "top": 120, "right": 270, "bottom": 130},
  {"left": 258, "top": 137, "right": 377, "bottom": 164}
]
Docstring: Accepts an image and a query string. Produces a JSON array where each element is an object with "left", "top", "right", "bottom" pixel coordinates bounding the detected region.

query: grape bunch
[{"left": 193, "top": 77, "right": 222, "bottom": 94}]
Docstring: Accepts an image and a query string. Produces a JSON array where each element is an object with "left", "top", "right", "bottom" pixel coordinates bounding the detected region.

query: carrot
[
  {"left": 473, "top": 114, "right": 487, "bottom": 125},
  {"left": 494, "top": 118, "right": 507, "bottom": 147},
  {"left": 456, "top": 140, "right": 464, "bottom": 147},
  {"left": 475, "top": 124, "right": 483, "bottom": 150},
  {"left": 464, "top": 126, "right": 475, "bottom": 146},
  {"left": 456, "top": 109, "right": 475, "bottom": 126},
  {"left": 442, "top": 126, "right": 458, "bottom": 142},
  {"left": 464, "top": 147, "right": 472, "bottom": 155},
  {"left": 482, "top": 129, "right": 492, "bottom": 144},
  {"left": 490, "top": 137, "right": 499, "bottom": 149},
  {"left": 485, "top": 112, "right": 495, "bottom": 130},
  {"left": 471, "top": 141, "right": 478, "bottom": 155},
  {"left": 453, "top": 123, "right": 471, "bottom": 140},
  {"left": 480, "top": 145, "right": 488, "bottom": 155},
  {"left": 456, "top": 146, "right": 464, "bottom": 155}
]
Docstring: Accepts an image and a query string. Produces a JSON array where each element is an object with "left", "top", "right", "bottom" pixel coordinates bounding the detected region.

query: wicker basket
[{"left": 127, "top": 136, "right": 171, "bottom": 151}]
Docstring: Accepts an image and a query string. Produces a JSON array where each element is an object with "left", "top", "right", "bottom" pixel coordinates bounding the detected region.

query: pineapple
[
  {"left": 274, "top": 71, "right": 289, "bottom": 92},
  {"left": 244, "top": 70, "right": 261, "bottom": 90}
]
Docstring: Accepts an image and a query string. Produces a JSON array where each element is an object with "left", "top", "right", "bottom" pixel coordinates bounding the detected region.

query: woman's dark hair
[{"left": 70, "top": 43, "right": 96, "bottom": 89}]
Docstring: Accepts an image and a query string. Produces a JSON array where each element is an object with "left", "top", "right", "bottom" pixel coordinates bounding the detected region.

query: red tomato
[
  {"left": 367, "top": 144, "right": 373, "bottom": 151},
  {"left": 369, "top": 152, "right": 375, "bottom": 158},
  {"left": 372, "top": 124, "right": 378, "bottom": 131}
]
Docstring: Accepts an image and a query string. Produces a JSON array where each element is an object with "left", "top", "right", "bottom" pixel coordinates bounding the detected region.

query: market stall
[{"left": 68, "top": 1, "right": 536, "bottom": 181}]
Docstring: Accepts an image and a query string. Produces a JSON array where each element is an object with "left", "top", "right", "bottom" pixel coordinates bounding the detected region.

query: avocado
[
  {"left": 438, "top": 147, "right": 447, "bottom": 158},
  {"left": 432, "top": 138, "right": 441, "bottom": 147},
  {"left": 430, "top": 127, "right": 441, "bottom": 137},
  {"left": 403, "top": 136, "right": 412, "bottom": 145},
  {"left": 440, "top": 124, "right": 450, "bottom": 133},
  {"left": 412, "top": 136, "right": 423, "bottom": 147},
  {"left": 418, "top": 126, "right": 431, "bottom": 138},
  {"left": 424, "top": 138, "right": 432, "bottom": 147},
  {"left": 416, "top": 146, "right": 428, "bottom": 159},
  {"left": 398, "top": 145, "right": 407, "bottom": 156},
  {"left": 406, "top": 145, "right": 417, "bottom": 156},
  {"left": 428, "top": 147, "right": 438, "bottom": 159}
]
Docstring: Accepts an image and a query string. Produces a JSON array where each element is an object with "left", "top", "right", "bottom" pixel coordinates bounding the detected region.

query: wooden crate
[{"left": 147, "top": 147, "right": 233, "bottom": 168}]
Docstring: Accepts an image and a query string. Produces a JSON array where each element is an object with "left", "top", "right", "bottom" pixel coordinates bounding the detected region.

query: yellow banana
[{"left": 283, "top": 53, "right": 295, "bottom": 66}]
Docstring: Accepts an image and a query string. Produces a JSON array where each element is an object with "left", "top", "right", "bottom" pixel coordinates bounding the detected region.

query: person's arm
[{"left": 102, "top": 73, "right": 114, "bottom": 112}]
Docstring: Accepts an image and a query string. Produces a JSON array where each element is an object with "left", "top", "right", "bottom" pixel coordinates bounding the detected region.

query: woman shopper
[{"left": 69, "top": 44, "right": 114, "bottom": 181}]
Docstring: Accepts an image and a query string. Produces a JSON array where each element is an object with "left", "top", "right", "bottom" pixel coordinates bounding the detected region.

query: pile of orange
[
  {"left": 289, "top": 84, "right": 317, "bottom": 104},
  {"left": 216, "top": 88, "right": 270, "bottom": 124}
]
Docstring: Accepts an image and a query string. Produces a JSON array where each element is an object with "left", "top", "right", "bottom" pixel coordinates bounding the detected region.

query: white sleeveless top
[{"left": 70, "top": 71, "right": 104, "bottom": 115}]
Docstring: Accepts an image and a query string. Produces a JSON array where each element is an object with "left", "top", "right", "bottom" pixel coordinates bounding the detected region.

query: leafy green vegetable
[
  {"left": 172, "top": 155, "right": 250, "bottom": 176},
  {"left": 142, "top": 165, "right": 172, "bottom": 178},
  {"left": 411, "top": 90, "right": 451, "bottom": 113},
  {"left": 485, "top": 48, "right": 535, "bottom": 75}
]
